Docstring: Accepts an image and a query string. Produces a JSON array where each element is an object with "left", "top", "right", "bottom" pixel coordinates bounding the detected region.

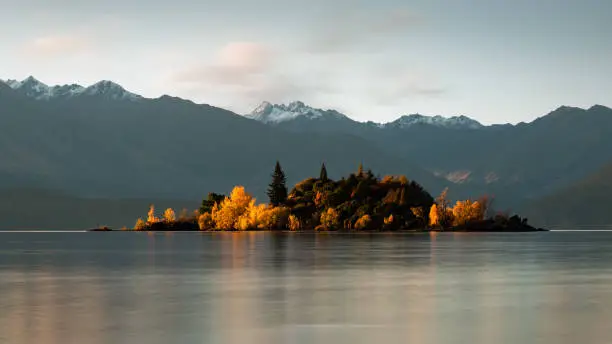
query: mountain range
[{"left": 1, "top": 76, "right": 611, "bottom": 228}]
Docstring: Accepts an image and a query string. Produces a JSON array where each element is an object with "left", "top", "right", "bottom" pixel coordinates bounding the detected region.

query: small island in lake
[{"left": 105, "top": 162, "right": 545, "bottom": 232}]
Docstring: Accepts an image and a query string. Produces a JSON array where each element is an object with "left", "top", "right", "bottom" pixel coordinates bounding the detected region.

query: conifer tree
[
  {"left": 320, "top": 163, "right": 328, "bottom": 181},
  {"left": 267, "top": 161, "right": 288, "bottom": 206}
]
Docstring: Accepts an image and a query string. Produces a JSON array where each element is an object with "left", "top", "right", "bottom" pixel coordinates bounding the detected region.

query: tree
[
  {"left": 134, "top": 218, "right": 147, "bottom": 231},
  {"left": 163, "top": 208, "right": 176, "bottom": 223},
  {"left": 147, "top": 204, "right": 160, "bottom": 224},
  {"left": 288, "top": 215, "right": 301, "bottom": 231},
  {"left": 200, "top": 193, "right": 225, "bottom": 214},
  {"left": 267, "top": 161, "right": 288, "bottom": 206},
  {"left": 212, "top": 186, "right": 254, "bottom": 229},
  {"left": 198, "top": 213, "right": 214, "bottom": 230},
  {"left": 433, "top": 188, "right": 452, "bottom": 229},
  {"left": 320, "top": 208, "right": 340, "bottom": 230},
  {"left": 320, "top": 163, "right": 328, "bottom": 181}
]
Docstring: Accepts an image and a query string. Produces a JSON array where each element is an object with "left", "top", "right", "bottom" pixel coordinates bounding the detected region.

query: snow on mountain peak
[
  {"left": 386, "top": 113, "right": 483, "bottom": 129},
  {"left": 247, "top": 101, "right": 348, "bottom": 124},
  {"left": 0, "top": 76, "right": 141, "bottom": 101},
  {"left": 81, "top": 80, "right": 141, "bottom": 100}
]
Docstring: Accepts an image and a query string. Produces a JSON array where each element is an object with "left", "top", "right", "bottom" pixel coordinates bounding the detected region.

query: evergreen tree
[
  {"left": 320, "top": 163, "right": 328, "bottom": 181},
  {"left": 267, "top": 161, "right": 288, "bottom": 206}
]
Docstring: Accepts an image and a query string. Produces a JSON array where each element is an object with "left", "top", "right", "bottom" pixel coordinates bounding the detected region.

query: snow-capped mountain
[
  {"left": 247, "top": 101, "right": 483, "bottom": 130},
  {"left": 0, "top": 76, "right": 141, "bottom": 101},
  {"left": 247, "top": 101, "right": 351, "bottom": 124},
  {"left": 384, "top": 114, "right": 483, "bottom": 130}
]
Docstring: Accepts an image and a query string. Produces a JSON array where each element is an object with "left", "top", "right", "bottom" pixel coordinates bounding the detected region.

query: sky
[{"left": 0, "top": 0, "right": 610, "bottom": 124}]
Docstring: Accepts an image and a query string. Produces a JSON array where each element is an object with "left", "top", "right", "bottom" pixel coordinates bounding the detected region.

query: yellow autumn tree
[
  {"left": 452, "top": 200, "right": 485, "bottom": 226},
  {"left": 288, "top": 214, "right": 301, "bottom": 231},
  {"left": 354, "top": 214, "right": 372, "bottom": 230},
  {"left": 198, "top": 212, "right": 214, "bottom": 230},
  {"left": 429, "top": 204, "right": 439, "bottom": 227},
  {"left": 134, "top": 218, "right": 147, "bottom": 231},
  {"left": 163, "top": 208, "right": 176, "bottom": 223},
  {"left": 146, "top": 204, "right": 161, "bottom": 224},
  {"left": 212, "top": 186, "right": 254, "bottom": 230},
  {"left": 320, "top": 208, "right": 340, "bottom": 230},
  {"left": 430, "top": 188, "right": 453, "bottom": 228},
  {"left": 259, "top": 206, "right": 290, "bottom": 230}
]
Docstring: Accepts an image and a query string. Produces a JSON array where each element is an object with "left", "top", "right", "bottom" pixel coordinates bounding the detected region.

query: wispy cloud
[
  {"left": 169, "top": 42, "right": 339, "bottom": 109},
  {"left": 23, "top": 34, "right": 91, "bottom": 57},
  {"left": 172, "top": 42, "right": 272, "bottom": 86}
]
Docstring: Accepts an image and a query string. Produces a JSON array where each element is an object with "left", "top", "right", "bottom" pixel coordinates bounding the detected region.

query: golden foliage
[
  {"left": 354, "top": 214, "right": 372, "bottom": 230},
  {"left": 320, "top": 208, "right": 340, "bottom": 230},
  {"left": 384, "top": 214, "right": 394, "bottom": 225},
  {"left": 452, "top": 200, "right": 485, "bottom": 226},
  {"left": 198, "top": 212, "right": 214, "bottom": 230},
  {"left": 288, "top": 214, "right": 301, "bottom": 231},
  {"left": 134, "top": 218, "right": 147, "bottom": 231},
  {"left": 211, "top": 186, "right": 254, "bottom": 230},
  {"left": 429, "top": 204, "right": 439, "bottom": 227},
  {"left": 147, "top": 204, "right": 160, "bottom": 224},
  {"left": 163, "top": 208, "right": 176, "bottom": 223}
]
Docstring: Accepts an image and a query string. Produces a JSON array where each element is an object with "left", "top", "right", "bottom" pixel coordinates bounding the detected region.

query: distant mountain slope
[
  {"left": 247, "top": 101, "right": 612, "bottom": 208},
  {"left": 0, "top": 188, "right": 197, "bottom": 229},
  {"left": 525, "top": 163, "right": 612, "bottom": 227},
  {"left": 0, "top": 78, "right": 446, "bottom": 207}
]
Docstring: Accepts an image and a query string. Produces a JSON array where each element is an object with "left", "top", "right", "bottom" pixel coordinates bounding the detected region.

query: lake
[{"left": 1, "top": 231, "right": 611, "bottom": 344}]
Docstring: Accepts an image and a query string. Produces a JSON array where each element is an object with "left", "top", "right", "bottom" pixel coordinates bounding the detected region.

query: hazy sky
[{"left": 0, "top": 0, "right": 610, "bottom": 124}]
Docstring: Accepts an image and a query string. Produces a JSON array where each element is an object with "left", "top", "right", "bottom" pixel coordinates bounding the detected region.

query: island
[{"left": 100, "top": 163, "right": 546, "bottom": 232}]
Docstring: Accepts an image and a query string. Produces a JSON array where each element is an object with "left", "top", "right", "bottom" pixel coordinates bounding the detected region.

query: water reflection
[{"left": 1, "top": 232, "right": 612, "bottom": 343}]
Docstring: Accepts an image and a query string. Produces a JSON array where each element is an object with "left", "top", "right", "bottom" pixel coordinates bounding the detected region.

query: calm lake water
[{"left": 1, "top": 231, "right": 612, "bottom": 344}]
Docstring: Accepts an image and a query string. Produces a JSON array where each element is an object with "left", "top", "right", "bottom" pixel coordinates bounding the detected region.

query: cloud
[
  {"left": 172, "top": 42, "right": 272, "bottom": 86},
  {"left": 170, "top": 42, "right": 338, "bottom": 109},
  {"left": 23, "top": 34, "right": 90, "bottom": 57},
  {"left": 308, "top": 8, "right": 422, "bottom": 54}
]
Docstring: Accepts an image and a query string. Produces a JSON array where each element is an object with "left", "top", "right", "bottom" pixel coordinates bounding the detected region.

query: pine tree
[
  {"left": 320, "top": 163, "right": 328, "bottom": 181},
  {"left": 267, "top": 161, "right": 288, "bottom": 206}
]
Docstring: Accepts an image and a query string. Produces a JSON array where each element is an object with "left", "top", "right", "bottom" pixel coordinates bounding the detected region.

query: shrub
[
  {"left": 354, "top": 215, "right": 372, "bottom": 230},
  {"left": 320, "top": 208, "right": 340, "bottom": 230},
  {"left": 198, "top": 213, "right": 214, "bottom": 230}
]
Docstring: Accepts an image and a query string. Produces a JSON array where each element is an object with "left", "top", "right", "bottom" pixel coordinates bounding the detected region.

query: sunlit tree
[
  {"left": 320, "top": 208, "right": 340, "bottom": 230},
  {"left": 147, "top": 204, "right": 160, "bottom": 224},
  {"left": 198, "top": 212, "right": 214, "bottom": 230},
  {"left": 211, "top": 186, "right": 254, "bottom": 230},
  {"left": 288, "top": 214, "right": 301, "bottom": 231},
  {"left": 134, "top": 218, "right": 147, "bottom": 231},
  {"left": 354, "top": 214, "right": 372, "bottom": 230},
  {"left": 163, "top": 208, "right": 176, "bottom": 223}
]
